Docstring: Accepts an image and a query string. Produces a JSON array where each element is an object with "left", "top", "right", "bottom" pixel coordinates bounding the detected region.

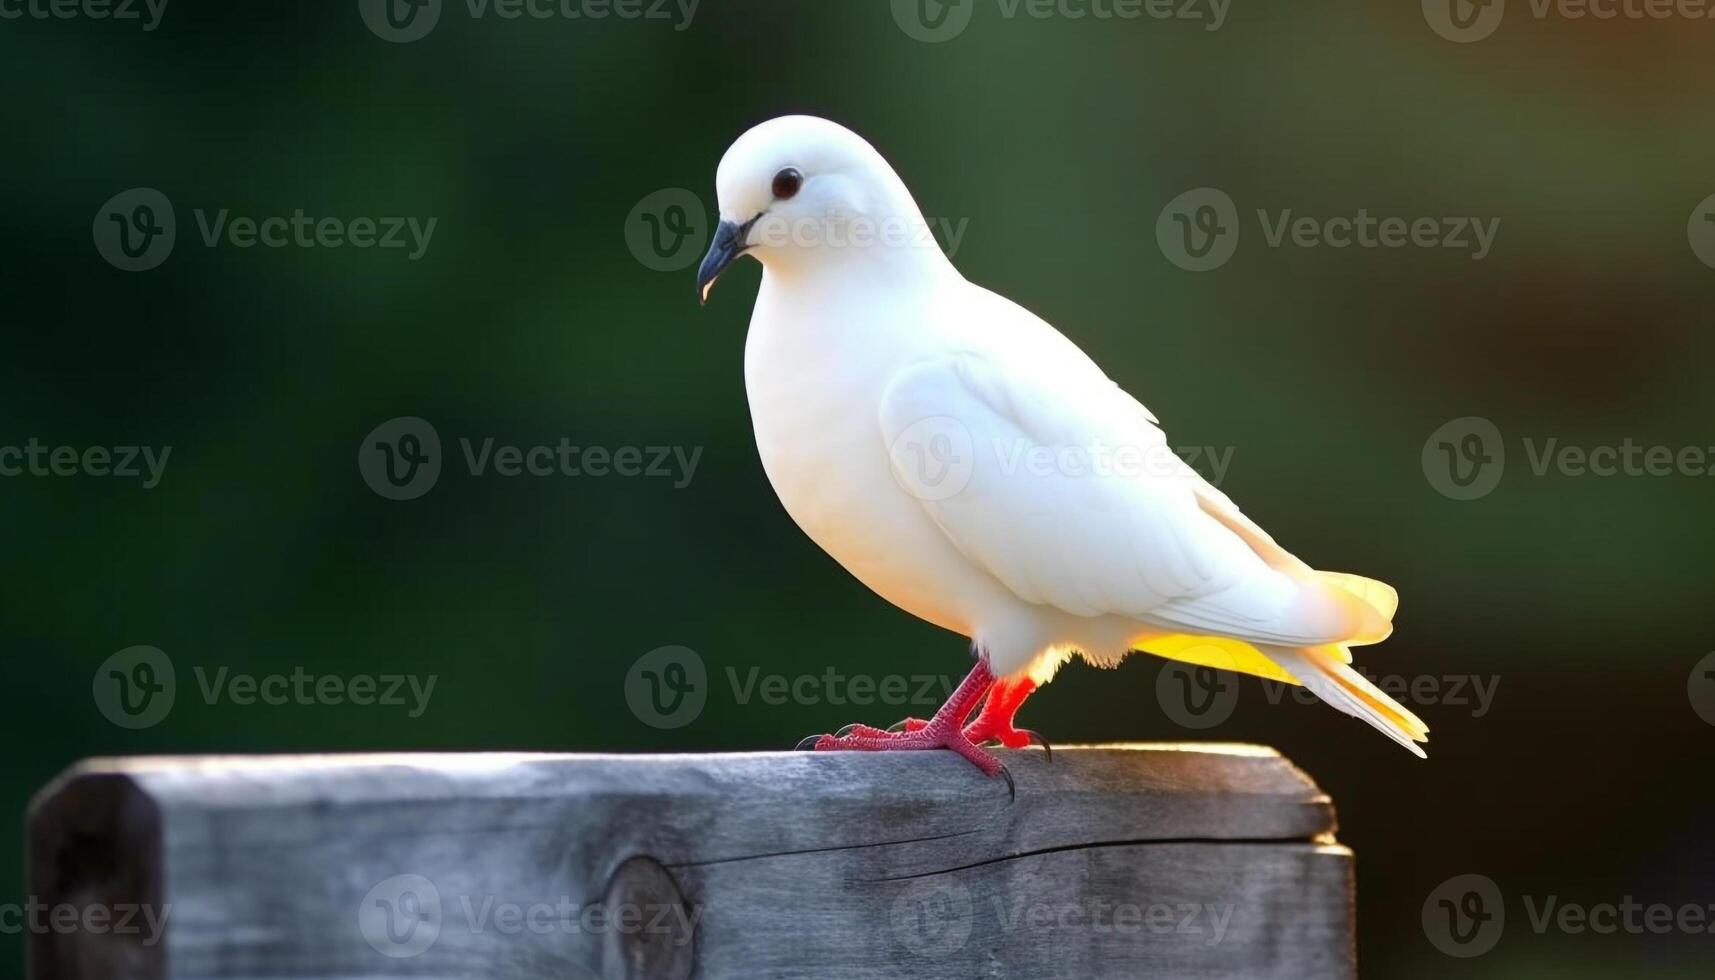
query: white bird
[{"left": 696, "top": 116, "right": 1427, "bottom": 785}]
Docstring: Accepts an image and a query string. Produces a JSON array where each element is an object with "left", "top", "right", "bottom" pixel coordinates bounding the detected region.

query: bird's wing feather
[{"left": 878, "top": 351, "right": 1353, "bottom": 644}]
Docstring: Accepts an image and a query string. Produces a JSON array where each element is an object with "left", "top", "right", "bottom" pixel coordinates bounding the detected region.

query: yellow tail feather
[
  {"left": 1267, "top": 645, "right": 1429, "bottom": 758},
  {"left": 1132, "top": 633, "right": 1301, "bottom": 685},
  {"left": 1318, "top": 571, "right": 1399, "bottom": 622}
]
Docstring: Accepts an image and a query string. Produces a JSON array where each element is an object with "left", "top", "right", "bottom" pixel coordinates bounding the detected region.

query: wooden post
[{"left": 27, "top": 745, "right": 1356, "bottom": 979}]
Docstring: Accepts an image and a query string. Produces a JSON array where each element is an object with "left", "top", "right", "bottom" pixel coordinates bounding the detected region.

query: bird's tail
[
  {"left": 1264, "top": 643, "right": 1430, "bottom": 759},
  {"left": 1315, "top": 571, "right": 1398, "bottom": 641}
]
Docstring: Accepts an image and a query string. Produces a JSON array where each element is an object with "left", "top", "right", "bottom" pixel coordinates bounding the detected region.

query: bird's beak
[{"left": 697, "top": 215, "right": 757, "bottom": 306}]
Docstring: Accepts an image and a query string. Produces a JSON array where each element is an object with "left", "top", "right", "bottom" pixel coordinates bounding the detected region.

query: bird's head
[{"left": 697, "top": 115, "right": 947, "bottom": 305}]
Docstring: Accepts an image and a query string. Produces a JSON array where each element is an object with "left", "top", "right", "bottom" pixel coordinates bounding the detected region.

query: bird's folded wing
[{"left": 878, "top": 352, "right": 1348, "bottom": 645}]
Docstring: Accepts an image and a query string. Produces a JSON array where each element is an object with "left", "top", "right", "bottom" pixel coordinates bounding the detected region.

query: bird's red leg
[
  {"left": 962, "top": 675, "right": 1043, "bottom": 750},
  {"left": 882, "top": 684, "right": 985, "bottom": 737},
  {"left": 801, "top": 657, "right": 1010, "bottom": 784},
  {"left": 890, "top": 674, "right": 1047, "bottom": 755}
]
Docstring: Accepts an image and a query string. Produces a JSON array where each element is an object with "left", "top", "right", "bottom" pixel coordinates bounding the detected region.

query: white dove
[{"left": 696, "top": 115, "right": 1427, "bottom": 786}]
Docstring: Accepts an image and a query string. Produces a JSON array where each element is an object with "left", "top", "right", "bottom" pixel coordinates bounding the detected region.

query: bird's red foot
[
  {"left": 798, "top": 658, "right": 1015, "bottom": 795},
  {"left": 966, "top": 721, "right": 1049, "bottom": 752},
  {"left": 887, "top": 716, "right": 1048, "bottom": 751},
  {"left": 885, "top": 674, "right": 1048, "bottom": 755},
  {"left": 809, "top": 724, "right": 1008, "bottom": 783}
]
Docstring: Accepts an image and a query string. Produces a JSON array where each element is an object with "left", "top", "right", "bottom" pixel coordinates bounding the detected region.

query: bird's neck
[
  {"left": 748, "top": 236, "right": 958, "bottom": 380},
  {"left": 755, "top": 206, "right": 961, "bottom": 295}
]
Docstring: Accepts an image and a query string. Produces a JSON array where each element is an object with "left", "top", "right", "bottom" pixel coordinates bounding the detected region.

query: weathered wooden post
[{"left": 27, "top": 745, "right": 1356, "bottom": 979}]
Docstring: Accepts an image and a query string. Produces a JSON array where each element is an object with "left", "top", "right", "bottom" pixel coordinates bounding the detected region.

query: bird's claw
[
  {"left": 969, "top": 727, "right": 1051, "bottom": 761},
  {"left": 834, "top": 723, "right": 898, "bottom": 739},
  {"left": 795, "top": 725, "right": 1013, "bottom": 800},
  {"left": 1018, "top": 729, "right": 1052, "bottom": 763}
]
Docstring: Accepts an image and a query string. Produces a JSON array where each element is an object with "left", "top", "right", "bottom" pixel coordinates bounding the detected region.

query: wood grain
[{"left": 28, "top": 744, "right": 1355, "bottom": 979}]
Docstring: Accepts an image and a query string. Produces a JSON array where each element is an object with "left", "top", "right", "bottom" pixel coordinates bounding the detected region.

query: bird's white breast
[{"left": 742, "top": 274, "right": 1010, "bottom": 638}]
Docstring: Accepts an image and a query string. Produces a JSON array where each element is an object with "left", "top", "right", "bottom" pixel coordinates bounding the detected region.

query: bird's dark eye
[{"left": 771, "top": 167, "right": 804, "bottom": 200}]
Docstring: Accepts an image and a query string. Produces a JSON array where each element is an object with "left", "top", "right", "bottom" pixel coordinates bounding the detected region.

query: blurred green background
[{"left": 5, "top": 1, "right": 1715, "bottom": 976}]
